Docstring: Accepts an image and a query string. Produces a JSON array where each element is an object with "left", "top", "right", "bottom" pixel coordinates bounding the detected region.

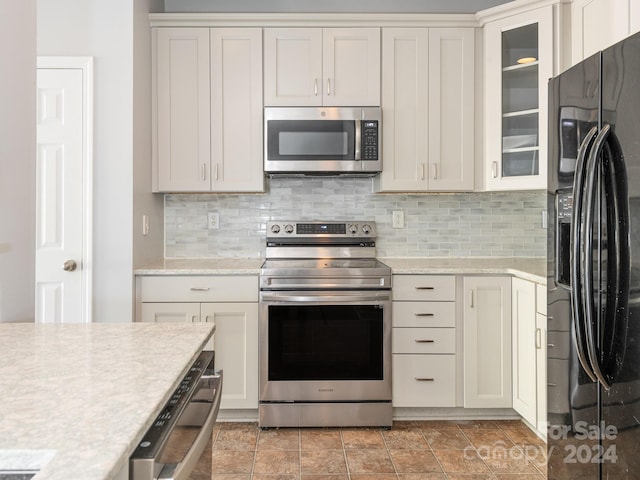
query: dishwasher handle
[{"left": 158, "top": 371, "right": 223, "bottom": 480}]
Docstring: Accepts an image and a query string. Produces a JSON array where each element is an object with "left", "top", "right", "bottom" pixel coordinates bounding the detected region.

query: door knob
[{"left": 63, "top": 260, "right": 78, "bottom": 272}]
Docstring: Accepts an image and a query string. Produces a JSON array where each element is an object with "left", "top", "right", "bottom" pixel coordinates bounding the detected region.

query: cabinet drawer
[
  {"left": 393, "top": 301, "right": 456, "bottom": 327},
  {"left": 393, "top": 328, "right": 455, "bottom": 354},
  {"left": 392, "top": 275, "right": 455, "bottom": 301},
  {"left": 392, "top": 354, "right": 456, "bottom": 407},
  {"left": 140, "top": 275, "right": 258, "bottom": 302}
]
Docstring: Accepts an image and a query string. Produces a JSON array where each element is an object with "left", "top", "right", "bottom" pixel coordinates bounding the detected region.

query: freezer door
[
  {"left": 599, "top": 31, "right": 640, "bottom": 480},
  {"left": 547, "top": 52, "right": 601, "bottom": 480}
]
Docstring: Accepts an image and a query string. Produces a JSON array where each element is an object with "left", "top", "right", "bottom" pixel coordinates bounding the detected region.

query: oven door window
[
  {"left": 267, "top": 120, "right": 356, "bottom": 161},
  {"left": 268, "top": 305, "right": 383, "bottom": 381}
]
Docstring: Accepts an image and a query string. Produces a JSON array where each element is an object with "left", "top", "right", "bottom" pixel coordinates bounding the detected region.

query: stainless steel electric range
[{"left": 259, "top": 221, "right": 392, "bottom": 428}]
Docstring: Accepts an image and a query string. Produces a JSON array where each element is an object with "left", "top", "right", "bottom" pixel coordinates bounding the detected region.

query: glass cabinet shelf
[{"left": 501, "top": 22, "right": 539, "bottom": 178}]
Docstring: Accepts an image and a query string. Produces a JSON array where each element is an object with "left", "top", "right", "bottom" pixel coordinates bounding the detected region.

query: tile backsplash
[{"left": 165, "top": 178, "right": 546, "bottom": 259}]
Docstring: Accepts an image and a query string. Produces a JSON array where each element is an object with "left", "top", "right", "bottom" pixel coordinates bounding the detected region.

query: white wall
[
  {"left": 38, "top": 0, "right": 163, "bottom": 322},
  {"left": 0, "top": 0, "right": 37, "bottom": 323}
]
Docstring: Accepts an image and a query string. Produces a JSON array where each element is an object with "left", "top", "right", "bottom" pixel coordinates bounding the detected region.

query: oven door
[{"left": 259, "top": 290, "right": 391, "bottom": 402}]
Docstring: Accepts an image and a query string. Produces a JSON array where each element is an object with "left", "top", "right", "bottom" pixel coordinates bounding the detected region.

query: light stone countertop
[
  {"left": 0, "top": 322, "right": 215, "bottom": 480},
  {"left": 380, "top": 257, "right": 547, "bottom": 284},
  {"left": 135, "top": 258, "right": 263, "bottom": 275},
  {"left": 134, "top": 257, "right": 546, "bottom": 284}
]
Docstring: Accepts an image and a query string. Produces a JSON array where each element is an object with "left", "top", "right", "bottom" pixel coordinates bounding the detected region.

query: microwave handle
[{"left": 355, "top": 119, "right": 362, "bottom": 160}]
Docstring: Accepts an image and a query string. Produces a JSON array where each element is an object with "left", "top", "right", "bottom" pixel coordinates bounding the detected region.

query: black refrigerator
[{"left": 547, "top": 32, "right": 640, "bottom": 479}]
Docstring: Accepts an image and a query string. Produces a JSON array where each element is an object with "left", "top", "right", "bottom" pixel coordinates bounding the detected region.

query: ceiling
[{"left": 163, "top": 0, "right": 516, "bottom": 14}]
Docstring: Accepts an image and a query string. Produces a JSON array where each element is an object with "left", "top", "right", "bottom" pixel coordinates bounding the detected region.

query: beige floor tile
[
  {"left": 257, "top": 428, "right": 300, "bottom": 450},
  {"left": 253, "top": 450, "right": 300, "bottom": 475},
  {"left": 446, "top": 474, "right": 497, "bottom": 480},
  {"left": 345, "top": 449, "right": 395, "bottom": 474},
  {"left": 301, "top": 449, "right": 347, "bottom": 475},
  {"left": 397, "top": 474, "right": 447, "bottom": 480},
  {"left": 214, "top": 427, "right": 259, "bottom": 450},
  {"left": 382, "top": 428, "right": 429, "bottom": 450},
  {"left": 433, "top": 449, "right": 492, "bottom": 474},
  {"left": 423, "top": 426, "right": 473, "bottom": 450},
  {"left": 300, "top": 429, "right": 343, "bottom": 450},
  {"left": 389, "top": 449, "right": 442, "bottom": 473},
  {"left": 342, "top": 429, "right": 386, "bottom": 449},
  {"left": 302, "top": 475, "right": 349, "bottom": 480},
  {"left": 350, "top": 475, "right": 399, "bottom": 480},
  {"left": 211, "top": 450, "right": 255, "bottom": 475}
]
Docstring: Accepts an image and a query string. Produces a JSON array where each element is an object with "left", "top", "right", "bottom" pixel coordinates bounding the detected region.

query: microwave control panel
[{"left": 362, "top": 121, "right": 379, "bottom": 160}]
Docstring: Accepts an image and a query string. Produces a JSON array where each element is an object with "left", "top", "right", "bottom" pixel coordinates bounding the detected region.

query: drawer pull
[
  {"left": 415, "top": 313, "right": 435, "bottom": 317},
  {"left": 548, "top": 383, "right": 558, "bottom": 387},
  {"left": 190, "top": 287, "right": 210, "bottom": 292},
  {"left": 415, "top": 377, "right": 435, "bottom": 382},
  {"left": 548, "top": 343, "right": 556, "bottom": 348},
  {"left": 535, "top": 328, "right": 542, "bottom": 349},
  {"left": 415, "top": 339, "right": 435, "bottom": 343},
  {"left": 415, "top": 286, "right": 435, "bottom": 290}
]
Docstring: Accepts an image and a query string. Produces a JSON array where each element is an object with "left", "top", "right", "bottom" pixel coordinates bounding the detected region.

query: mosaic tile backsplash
[{"left": 165, "top": 178, "right": 547, "bottom": 259}]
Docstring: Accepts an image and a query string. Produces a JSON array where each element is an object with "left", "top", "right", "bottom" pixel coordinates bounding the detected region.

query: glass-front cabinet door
[{"left": 484, "top": 6, "right": 554, "bottom": 190}]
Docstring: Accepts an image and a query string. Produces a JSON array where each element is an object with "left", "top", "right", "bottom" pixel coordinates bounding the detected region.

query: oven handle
[
  {"left": 260, "top": 292, "right": 391, "bottom": 303},
  {"left": 158, "top": 372, "right": 223, "bottom": 480}
]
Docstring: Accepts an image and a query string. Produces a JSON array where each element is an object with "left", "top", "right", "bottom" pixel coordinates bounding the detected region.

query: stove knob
[
  {"left": 348, "top": 224, "right": 358, "bottom": 234},
  {"left": 362, "top": 224, "right": 372, "bottom": 235},
  {"left": 284, "top": 224, "right": 294, "bottom": 234},
  {"left": 270, "top": 224, "right": 281, "bottom": 234}
]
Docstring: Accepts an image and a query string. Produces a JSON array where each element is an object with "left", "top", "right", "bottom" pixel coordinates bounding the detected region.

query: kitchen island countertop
[{"left": 0, "top": 322, "right": 215, "bottom": 480}]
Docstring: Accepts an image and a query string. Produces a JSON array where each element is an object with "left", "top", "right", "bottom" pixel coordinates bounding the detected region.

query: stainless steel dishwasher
[{"left": 129, "top": 351, "right": 222, "bottom": 480}]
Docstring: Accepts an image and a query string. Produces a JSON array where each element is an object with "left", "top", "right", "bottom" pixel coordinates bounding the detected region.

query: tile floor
[{"left": 210, "top": 419, "right": 547, "bottom": 479}]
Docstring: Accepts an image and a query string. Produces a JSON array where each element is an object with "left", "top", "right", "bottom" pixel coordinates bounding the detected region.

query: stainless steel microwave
[{"left": 264, "top": 107, "right": 382, "bottom": 175}]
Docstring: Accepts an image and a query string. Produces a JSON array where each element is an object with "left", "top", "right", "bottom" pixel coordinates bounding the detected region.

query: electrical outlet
[
  {"left": 392, "top": 210, "right": 404, "bottom": 229},
  {"left": 142, "top": 215, "right": 149, "bottom": 236},
  {"left": 208, "top": 211, "right": 220, "bottom": 230}
]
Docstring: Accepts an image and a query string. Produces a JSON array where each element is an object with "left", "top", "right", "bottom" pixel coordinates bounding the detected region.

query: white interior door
[{"left": 36, "top": 58, "right": 92, "bottom": 323}]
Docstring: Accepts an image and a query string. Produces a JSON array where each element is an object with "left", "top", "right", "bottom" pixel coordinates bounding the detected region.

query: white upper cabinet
[
  {"left": 153, "top": 27, "right": 264, "bottom": 192},
  {"left": 483, "top": 6, "right": 554, "bottom": 191},
  {"left": 378, "top": 28, "right": 474, "bottom": 192},
  {"left": 210, "top": 28, "right": 264, "bottom": 192},
  {"left": 264, "top": 27, "right": 380, "bottom": 106},
  {"left": 154, "top": 28, "right": 211, "bottom": 192},
  {"left": 572, "top": 0, "right": 640, "bottom": 65}
]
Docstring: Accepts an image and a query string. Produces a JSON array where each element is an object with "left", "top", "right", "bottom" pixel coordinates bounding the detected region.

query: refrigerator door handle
[
  {"left": 599, "top": 124, "right": 631, "bottom": 386},
  {"left": 570, "top": 125, "right": 599, "bottom": 383},
  {"left": 583, "top": 125, "right": 610, "bottom": 389}
]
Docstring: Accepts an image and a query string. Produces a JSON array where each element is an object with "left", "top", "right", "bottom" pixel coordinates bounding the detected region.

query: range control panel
[{"left": 267, "top": 221, "right": 376, "bottom": 238}]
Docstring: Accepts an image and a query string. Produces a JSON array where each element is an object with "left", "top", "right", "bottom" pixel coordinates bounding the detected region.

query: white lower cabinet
[
  {"left": 463, "top": 276, "right": 512, "bottom": 408},
  {"left": 392, "top": 275, "right": 457, "bottom": 407},
  {"left": 512, "top": 277, "right": 537, "bottom": 425},
  {"left": 536, "top": 283, "right": 548, "bottom": 437},
  {"left": 138, "top": 275, "right": 259, "bottom": 410}
]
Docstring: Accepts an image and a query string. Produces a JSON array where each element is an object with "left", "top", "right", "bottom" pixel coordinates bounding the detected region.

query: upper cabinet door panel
[
  {"left": 323, "top": 28, "right": 381, "bottom": 106},
  {"left": 154, "top": 28, "right": 211, "bottom": 192},
  {"left": 263, "top": 28, "right": 323, "bottom": 106},
  {"left": 264, "top": 27, "right": 380, "bottom": 106},
  {"left": 210, "top": 28, "right": 264, "bottom": 192},
  {"left": 428, "top": 28, "right": 475, "bottom": 191}
]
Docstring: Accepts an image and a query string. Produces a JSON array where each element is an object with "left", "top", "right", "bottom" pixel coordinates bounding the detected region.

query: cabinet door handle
[
  {"left": 327, "top": 78, "right": 331, "bottom": 96},
  {"left": 415, "top": 377, "right": 435, "bottom": 382},
  {"left": 415, "top": 286, "right": 434, "bottom": 290},
  {"left": 191, "top": 315, "right": 198, "bottom": 323},
  {"left": 492, "top": 161, "right": 498, "bottom": 178},
  {"left": 432, "top": 164, "right": 438, "bottom": 180},
  {"left": 314, "top": 78, "right": 318, "bottom": 96},
  {"left": 201, "top": 164, "right": 207, "bottom": 181},
  {"left": 420, "top": 163, "right": 425, "bottom": 180},
  {"left": 190, "top": 287, "right": 210, "bottom": 291},
  {"left": 415, "top": 339, "right": 435, "bottom": 343},
  {"left": 415, "top": 313, "right": 434, "bottom": 317},
  {"left": 535, "top": 328, "right": 542, "bottom": 349},
  {"left": 469, "top": 289, "right": 474, "bottom": 308},
  {"left": 215, "top": 164, "right": 219, "bottom": 181}
]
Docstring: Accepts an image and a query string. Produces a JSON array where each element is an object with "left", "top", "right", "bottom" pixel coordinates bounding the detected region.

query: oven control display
[{"left": 297, "top": 223, "right": 346, "bottom": 235}]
